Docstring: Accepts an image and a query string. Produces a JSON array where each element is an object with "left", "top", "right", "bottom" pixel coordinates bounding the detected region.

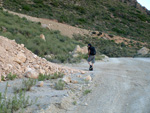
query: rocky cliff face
[{"left": 118, "top": 0, "right": 150, "bottom": 15}]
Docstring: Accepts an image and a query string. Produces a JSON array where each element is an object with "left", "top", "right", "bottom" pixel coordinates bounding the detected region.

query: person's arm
[{"left": 88, "top": 50, "right": 90, "bottom": 57}]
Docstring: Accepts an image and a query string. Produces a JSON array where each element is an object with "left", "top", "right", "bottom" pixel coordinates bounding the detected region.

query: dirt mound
[{"left": 0, "top": 36, "right": 81, "bottom": 81}]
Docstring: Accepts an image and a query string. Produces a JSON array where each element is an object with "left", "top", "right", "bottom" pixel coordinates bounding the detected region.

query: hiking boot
[
  {"left": 89, "top": 68, "right": 93, "bottom": 71},
  {"left": 89, "top": 65, "right": 93, "bottom": 71}
]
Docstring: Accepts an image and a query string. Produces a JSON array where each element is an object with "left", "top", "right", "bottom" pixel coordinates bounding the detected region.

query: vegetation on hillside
[
  {"left": 73, "top": 35, "right": 140, "bottom": 57},
  {"left": 3, "top": 0, "right": 150, "bottom": 43},
  {"left": 0, "top": 9, "right": 83, "bottom": 63},
  {"left": 0, "top": 5, "right": 149, "bottom": 61}
]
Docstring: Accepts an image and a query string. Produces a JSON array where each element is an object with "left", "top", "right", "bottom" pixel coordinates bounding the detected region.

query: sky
[{"left": 137, "top": 0, "right": 150, "bottom": 10}]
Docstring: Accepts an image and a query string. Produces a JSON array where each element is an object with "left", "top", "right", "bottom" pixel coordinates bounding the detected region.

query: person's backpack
[{"left": 90, "top": 47, "right": 96, "bottom": 55}]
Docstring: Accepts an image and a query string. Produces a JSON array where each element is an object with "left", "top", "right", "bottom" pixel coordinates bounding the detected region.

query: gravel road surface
[{"left": 67, "top": 58, "right": 150, "bottom": 113}]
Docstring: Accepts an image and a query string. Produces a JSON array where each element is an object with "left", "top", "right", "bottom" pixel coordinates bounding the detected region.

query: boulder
[
  {"left": 45, "top": 55, "right": 52, "bottom": 59},
  {"left": 82, "top": 46, "right": 88, "bottom": 54},
  {"left": 40, "top": 34, "right": 46, "bottom": 41},
  {"left": 62, "top": 76, "right": 71, "bottom": 83},
  {"left": 45, "top": 54, "right": 55, "bottom": 59},
  {"left": 21, "top": 44, "right": 24, "bottom": 47},
  {"left": 74, "top": 45, "right": 81, "bottom": 53},
  {"left": 34, "top": 65, "right": 40, "bottom": 69},
  {"left": 101, "top": 54, "right": 109, "bottom": 62},
  {"left": 72, "top": 53, "right": 79, "bottom": 58},
  {"left": 7, "top": 84, "right": 11, "bottom": 87},
  {"left": 41, "top": 24, "right": 49, "bottom": 29},
  {"left": 24, "top": 68, "right": 39, "bottom": 79},
  {"left": 39, "top": 69, "right": 45, "bottom": 75},
  {"left": 15, "top": 52, "right": 27, "bottom": 64},
  {"left": 85, "top": 75, "right": 92, "bottom": 81},
  {"left": 38, "top": 81, "right": 44, "bottom": 87},
  {"left": 137, "top": 47, "right": 149, "bottom": 55},
  {"left": 85, "top": 102, "right": 88, "bottom": 106},
  {"left": 101, "top": 54, "right": 109, "bottom": 59},
  {"left": 81, "top": 71, "right": 86, "bottom": 74},
  {"left": 73, "top": 45, "right": 88, "bottom": 55}
]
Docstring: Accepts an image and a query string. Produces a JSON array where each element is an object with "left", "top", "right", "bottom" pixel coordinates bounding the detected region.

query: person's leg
[
  {"left": 89, "top": 62, "right": 92, "bottom": 70},
  {"left": 91, "top": 56, "right": 95, "bottom": 70},
  {"left": 88, "top": 62, "right": 91, "bottom": 66},
  {"left": 87, "top": 56, "right": 92, "bottom": 67},
  {"left": 92, "top": 63, "right": 94, "bottom": 68}
]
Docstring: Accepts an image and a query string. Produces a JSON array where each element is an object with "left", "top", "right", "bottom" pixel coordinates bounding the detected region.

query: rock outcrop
[
  {"left": 72, "top": 45, "right": 88, "bottom": 57},
  {"left": 74, "top": 45, "right": 88, "bottom": 54},
  {"left": 137, "top": 47, "right": 150, "bottom": 55},
  {"left": 0, "top": 36, "right": 82, "bottom": 81},
  {"left": 40, "top": 34, "right": 46, "bottom": 41}
]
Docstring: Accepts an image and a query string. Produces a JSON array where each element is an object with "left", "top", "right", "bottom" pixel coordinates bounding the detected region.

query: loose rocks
[{"left": 0, "top": 36, "right": 81, "bottom": 80}]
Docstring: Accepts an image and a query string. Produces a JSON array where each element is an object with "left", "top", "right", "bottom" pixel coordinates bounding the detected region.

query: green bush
[
  {"left": 22, "top": 79, "right": 37, "bottom": 91},
  {"left": 0, "top": 83, "right": 35, "bottom": 112},
  {"left": 83, "top": 89, "right": 91, "bottom": 95},
  {"left": 38, "top": 74, "right": 51, "bottom": 81},
  {"left": 95, "top": 55, "right": 105, "bottom": 60},
  {"left": 38, "top": 72, "right": 64, "bottom": 81},
  {"left": 7, "top": 73, "right": 17, "bottom": 80},
  {"left": 50, "top": 72, "right": 64, "bottom": 79},
  {"left": 72, "top": 101, "right": 77, "bottom": 105},
  {"left": 22, "top": 5, "right": 31, "bottom": 11},
  {"left": 14, "top": 79, "right": 37, "bottom": 93},
  {"left": 54, "top": 79, "right": 65, "bottom": 90}
]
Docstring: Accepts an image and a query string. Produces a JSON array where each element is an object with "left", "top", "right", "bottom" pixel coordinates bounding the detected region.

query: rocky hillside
[
  {"left": 119, "top": 0, "right": 150, "bottom": 15},
  {"left": 3, "top": 0, "right": 150, "bottom": 43},
  {"left": 0, "top": 36, "right": 82, "bottom": 81},
  {"left": 0, "top": 8, "right": 85, "bottom": 63},
  {"left": 1, "top": 8, "right": 147, "bottom": 59}
]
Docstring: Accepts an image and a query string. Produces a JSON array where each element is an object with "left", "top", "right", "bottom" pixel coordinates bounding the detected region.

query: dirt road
[
  {"left": 67, "top": 58, "right": 150, "bottom": 113},
  {"left": 3, "top": 9, "right": 90, "bottom": 38}
]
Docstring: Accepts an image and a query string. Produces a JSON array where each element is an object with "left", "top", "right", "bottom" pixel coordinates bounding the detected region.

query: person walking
[{"left": 87, "top": 44, "right": 96, "bottom": 71}]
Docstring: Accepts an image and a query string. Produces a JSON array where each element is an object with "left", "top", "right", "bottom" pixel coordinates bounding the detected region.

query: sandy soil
[{"left": 67, "top": 58, "right": 150, "bottom": 113}]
